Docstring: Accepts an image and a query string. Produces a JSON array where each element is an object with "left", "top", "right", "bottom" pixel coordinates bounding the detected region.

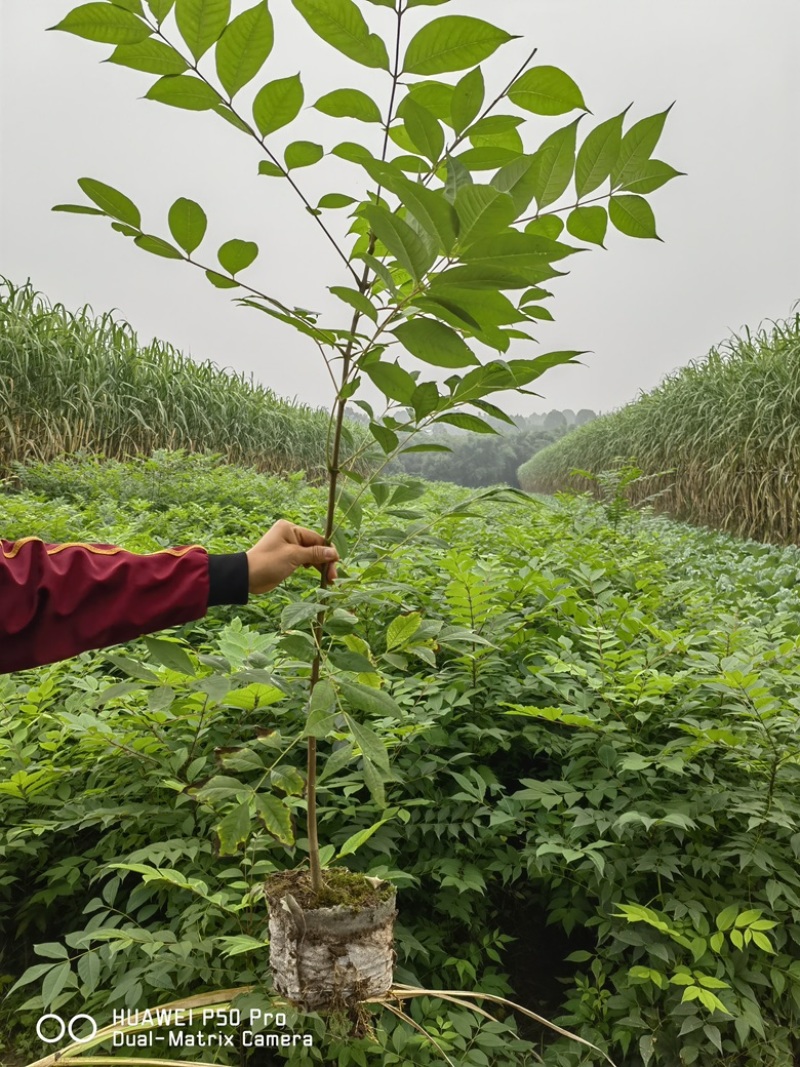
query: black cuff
[{"left": 207, "top": 552, "right": 250, "bottom": 606}]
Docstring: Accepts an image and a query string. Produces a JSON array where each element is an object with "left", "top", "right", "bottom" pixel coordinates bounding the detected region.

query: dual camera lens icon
[{"left": 36, "top": 1014, "right": 99, "bottom": 1044}]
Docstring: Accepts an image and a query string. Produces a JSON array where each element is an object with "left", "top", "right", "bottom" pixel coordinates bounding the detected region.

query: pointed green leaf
[
  {"left": 620, "top": 159, "right": 685, "bottom": 195},
  {"left": 48, "top": 3, "right": 152, "bottom": 44},
  {"left": 463, "top": 231, "right": 577, "bottom": 274},
  {"left": 344, "top": 714, "right": 391, "bottom": 774},
  {"left": 404, "top": 80, "right": 455, "bottom": 124},
  {"left": 566, "top": 205, "right": 607, "bottom": 247},
  {"left": 218, "top": 238, "right": 258, "bottom": 273},
  {"left": 148, "top": 0, "right": 176, "bottom": 20},
  {"left": 215, "top": 1, "right": 274, "bottom": 97},
  {"left": 314, "top": 88, "right": 381, "bottom": 123},
  {"left": 508, "top": 65, "right": 587, "bottom": 116},
  {"left": 411, "top": 380, "right": 441, "bottom": 419},
  {"left": 337, "top": 819, "right": 391, "bottom": 858},
  {"left": 609, "top": 194, "right": 659, "bottom": 239},
  {"left": 445, "top": 156, "right": 473, "bottom": 202},
  {"left": 362, "top": 362, "right": 417, "bottom": 403},
  {"left": 387, "top": 613, "right": 423, "bottom": 649},
  {"left": 370, "top": 421, "right": 399, "bottom": 454},
  {"left": 612, "top": 105, "right": 673, "bottom": 187},
  {"left": 206, "top": 270, "right": 239, "bottom": 288},
  {"left": 168, "top": 197, "right": 207, "bottom": 254},
  {"left": 490, "top": 154, "right": 538, "bottom": 215},
  {"left": 393, "top": 318, "right": 478, "bottom": 368},
  {"left": 305, "top": 679, "right": 338, "bottom": 738},
  {"left": 145, "top": 74, "right": 222, "bottom": 110},
  {"left": 318, "top": 193, "right": 356, "bottom": 208},
  {"left": 77, "top": 178, "right": 141, "bottom": 227},
  {"left": 454, "top": 185, "right": 517, "bottom": 249},
  {"left": 451, "top": 66, "right": 485, "bottom": 134},
  {"left": 524, "top": 216, "right": 563, "bottom": 239},
  {"left": 52, "top": 203, "right": 107, "bottom": 216},
  {"left": 252, "top": 74, "right": 303, "bottom": 136},
  {"left": 255, "top": 794, "right": 294, "bottom": 844},
  {"left": 105, "top": 39, "right": 188, "bottom": 74},
  {"left": 41, "top": 962, "right": 73, "bottom": 1007},
  {"left": 291, "top": 0, "right": 389, "bottom": 69},
  {"left": 258, "top": 160, "right": 284, "bottom": 177},
  {"left": 434, "top": 412, "right": 499, "bottom": 434},
  {"left": 338, "top": 677, "right": 403, "bottom": 718},
  {"left": 175, "top": 0, "right": 231, "bottom": 61},
  {"left": 284, "top": 140, "right": 324, "bottom": 170},
  {"left": 403, "top": 16, "right": 516, "bottom": 75},
  {"left": 362, "top": 160, "right": 458, "bottom": 254},
  {"left": 135, "top": 234, "right": 184, "bottom": 258},
  {"left": 456, "top": 146, "right": 517, "bottom": 170},
  {"left": 530, "top": 118, "right": 580, "bottom": 208},
  {"left": 402, "top": 97, "right": 444, "bottom": 162},
  {"left": 144, "top": 636, "right": 195, "bottom": 673},
  {"left": 216, "top": 801, "right": 251, "bottom": 855},
  {"left": 330, "top": 285, "right": 377, "bottom": 323},
  {"left": 575, "top": 110, "right": 625, "bottom": 197},
  {"left": 361, "top": 203, "right": 435, "bottom": 281},
  {"left": 362, "top": 757, "right": 386, "bottom": 805}
]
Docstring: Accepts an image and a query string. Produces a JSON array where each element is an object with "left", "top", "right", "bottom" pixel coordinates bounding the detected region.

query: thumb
[{"left": 300, "top": 545, "right": 338, "bottom": 566}]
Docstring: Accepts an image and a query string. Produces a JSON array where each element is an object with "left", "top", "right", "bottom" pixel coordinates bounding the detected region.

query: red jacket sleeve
[{"left": 0, "top": 537, "right": 249, "bottom": 674}]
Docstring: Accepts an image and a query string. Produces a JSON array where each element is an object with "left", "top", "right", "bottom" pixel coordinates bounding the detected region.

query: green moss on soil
[{"left": 264, "top": 867, "right": 394, "bottom": 911}]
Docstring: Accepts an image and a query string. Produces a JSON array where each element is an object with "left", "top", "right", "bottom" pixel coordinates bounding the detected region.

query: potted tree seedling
[{"left": 35, "top": 0, "right": 682, "bottom": 1059}]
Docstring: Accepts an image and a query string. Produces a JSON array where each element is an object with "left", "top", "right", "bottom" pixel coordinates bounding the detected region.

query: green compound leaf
[
  {"left": 575, "top": 109, "right": 625, "bottom": 197},
  {"left": 450, "top": 66, "right": 485, "bottom": 134},
  {"left": 145, "top": 74, "right": 222, "bottom": 110},
  {"left": 508, "top": 65, "right": 588, "bottom": 116},
  {"left": 255, "top": 794, "right": 294, "bottom": 844},
  {"left": 215, "top": 1, "right": 274, "bottom": 98},
  {"left": 566, "top": 205, "right": 607, "bottom": 247},
  {"left": 168, "top": 197, "right": 207, "bottom": 254},
  {"left": 393, "top": 318, "right": 479, "bottom": 368},
  {"left": 218, "top": 238, "right": 258, "bottom": 274},
  {"left": 175, "top": 0, "right": 231, "bottom": 62},
  {"left": 284, "top": 140, "right": 324, "bottom": 170},
  {"left": 314, "top": 88, "right": 382, "bottom": 123},
  {"left": 48, "top": 3, "right": 153, "bottom": 44},
  {"left": 609, "top": 194, "right": 660, "bottom": 240},
  {"left": 252, "top": 74, "right": 304, "bottom": 136},
  {"left": 105, "top": 39, "right": 188, "bottom": 75},
  {"left": 291, "top": 0, "right": 389, "bottom": 70},
  {"left": 403, "top": 16, "right": 516, "bottom": 75},
  {"left": 361, "top": 203, "right": 435, "bottom": 281},
  {"left": 77, "top": 178, "right": 141, "bottom": 227},
  {"left": 135, "top": 234, "right": 185, "bottom": 259}
]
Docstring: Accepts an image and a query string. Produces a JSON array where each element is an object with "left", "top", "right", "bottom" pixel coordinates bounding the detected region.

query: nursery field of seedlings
[{"left": 2, "top": 451, "right": 800, "bottom": 1067}]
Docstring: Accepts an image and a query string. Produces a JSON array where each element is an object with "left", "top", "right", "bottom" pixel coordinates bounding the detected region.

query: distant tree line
[{"left": 345, "top": 408, "right": 597, "bottom": 489}]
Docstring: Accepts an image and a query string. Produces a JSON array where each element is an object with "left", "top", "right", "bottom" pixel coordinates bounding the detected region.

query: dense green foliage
[
  {"left": 517, "top": 311, "right": 800, "bottom": 545},
  {"left": 0, "top": 277, "right": 376, "bottom": 485},
  {"left": 3, "top": 452, "right": 800, "bottom": 1066}
]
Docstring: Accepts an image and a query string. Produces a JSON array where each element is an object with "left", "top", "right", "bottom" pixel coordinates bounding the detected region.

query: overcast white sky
[{"left": 1, "top": 1, "right": 798, "bottom": 419}]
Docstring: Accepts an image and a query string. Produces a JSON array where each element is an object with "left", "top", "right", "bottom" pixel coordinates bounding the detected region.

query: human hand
[{"left": 245, "top": 520, "right": 339, "bottom": 595}]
